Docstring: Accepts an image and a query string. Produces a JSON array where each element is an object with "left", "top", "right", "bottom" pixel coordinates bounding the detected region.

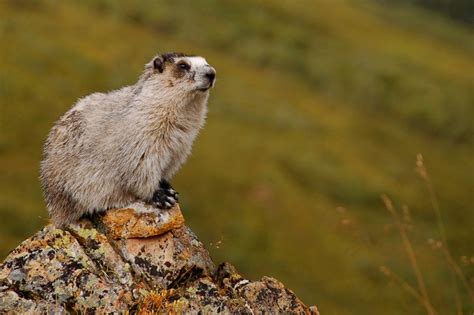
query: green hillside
[{"left": 0, "top": 1, "right": 473, "bottom": 314}]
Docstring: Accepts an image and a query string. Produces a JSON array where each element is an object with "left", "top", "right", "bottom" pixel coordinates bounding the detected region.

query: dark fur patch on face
[
  {"left": 160, "top": 52, "right": 190, "bottom": 79},
  {"left": 169, "top": 60, "right": 191, "bottom": 79},
  {"left": 161, "top": 52, "right": 187, "bottom": 64},
  {"left": 148, "top": 52, "right": 187, "bottom": 73},
  {"left": 146, "top": 52, "right": 197, "bottom": 81}
]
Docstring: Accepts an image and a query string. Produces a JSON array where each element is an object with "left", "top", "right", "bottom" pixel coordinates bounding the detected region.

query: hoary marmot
[{"left": 40, "top": 52, "right": 216, "bottom": 227}]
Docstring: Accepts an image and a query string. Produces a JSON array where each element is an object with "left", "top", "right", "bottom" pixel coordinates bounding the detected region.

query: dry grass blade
[
  {"left": 417, "top": 154, "right": 473, "bottom": 302},
  {"left": 382, "top": 194, "right": 438, "bottom": 315},
  {"left": 441, "top": 244, "right": 474, "bottom": 303},
  {"left": 379, "top": 265, "right": 425, "bottom": 305}
]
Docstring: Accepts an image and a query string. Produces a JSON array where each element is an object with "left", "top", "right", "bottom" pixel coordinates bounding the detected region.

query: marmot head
[{"left": 142, "top": 52, "right": 216, "bottom": 94}]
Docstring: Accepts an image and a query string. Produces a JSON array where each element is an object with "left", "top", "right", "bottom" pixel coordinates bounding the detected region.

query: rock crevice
[{"left": 0, "top": 204, "right": 318, "bottom": 314}]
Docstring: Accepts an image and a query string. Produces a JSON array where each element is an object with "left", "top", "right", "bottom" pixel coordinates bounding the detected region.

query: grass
[
  {"left": 0, "top": 1, "right": 473, "bottom": 314},
  {"left": 382, "top": 194, "right": 437, "bottom": 315},
  {"left": 378, "top": 155, "right": 473, "bottom": 314}
]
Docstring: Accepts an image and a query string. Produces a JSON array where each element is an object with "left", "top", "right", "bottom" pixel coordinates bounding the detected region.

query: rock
[
  {"left": 101, "top": 202, "right": 185, "bottom": 239},
  {"left": 118, "top": 225, "right": 216, "bottom": 289},
  {"left": 0, "top": 204, "right": 317, "bottom": 314}
]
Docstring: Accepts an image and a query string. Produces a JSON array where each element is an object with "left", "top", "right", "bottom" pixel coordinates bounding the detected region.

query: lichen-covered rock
[
  {"left": 216, "top": 262, "right": 318, "bottom": 314},
  {"left": 0, "top": 290, "right": 66, "bottom": 313},
  {"left": 138, "top": 277, "right": 241, "bottom": 314},
  {"left": 0, "top": 225, "right": 134, "bottom": 313},
  {"left": 0, "top": 204, "right": 317, "bottom": 314},
  {"left": 101, "top": 203, "right": 185, "bottom": 239},
  {"left": 118, "top": 225, "right": 216, "bottom": 290}
]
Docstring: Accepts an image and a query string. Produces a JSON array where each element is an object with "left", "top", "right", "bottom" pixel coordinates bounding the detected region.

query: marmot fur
[{"left": 40, "top": 52, "right": 216, "bottom": 227}]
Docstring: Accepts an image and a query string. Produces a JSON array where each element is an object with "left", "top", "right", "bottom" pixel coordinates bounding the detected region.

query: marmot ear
[{"left": 153, "top": 57, "right": 164, "bottom": 73}]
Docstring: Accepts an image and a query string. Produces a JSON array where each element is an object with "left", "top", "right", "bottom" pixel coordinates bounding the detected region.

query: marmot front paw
[{"left": 151, "top": 180, "right": 179, "bottom": 209}]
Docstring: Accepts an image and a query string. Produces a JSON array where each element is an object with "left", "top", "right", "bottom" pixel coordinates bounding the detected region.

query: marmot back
[{"left": 40, "top": 52, "right": 216, "bottom": 227}]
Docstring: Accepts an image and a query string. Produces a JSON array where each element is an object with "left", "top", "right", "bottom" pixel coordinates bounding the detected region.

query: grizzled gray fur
[{"left": 40, "top": 52, "right": 216, "bottom": 227}]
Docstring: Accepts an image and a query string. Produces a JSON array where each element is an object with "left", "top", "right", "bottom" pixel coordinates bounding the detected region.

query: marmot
[{"left": 40, "top": 52, "right": 216, "bottom": 228}]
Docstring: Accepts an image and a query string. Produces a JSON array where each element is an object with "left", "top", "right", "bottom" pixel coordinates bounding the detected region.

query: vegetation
[
  {"left": 382, "top": 0, "right": 474, "bottom": 25},
  {"left": 0, "top": 1, "right": 472, "bottom": 314}
]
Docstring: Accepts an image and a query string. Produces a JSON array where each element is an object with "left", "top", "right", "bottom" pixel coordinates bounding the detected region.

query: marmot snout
[{"left": 40, "top": 52, "right": 216, "bottom": 227}]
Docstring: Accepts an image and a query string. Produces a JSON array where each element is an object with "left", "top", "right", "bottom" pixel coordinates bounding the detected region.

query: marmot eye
[{"left": 178, "top": 62, "right": 190, "bottom": 71}]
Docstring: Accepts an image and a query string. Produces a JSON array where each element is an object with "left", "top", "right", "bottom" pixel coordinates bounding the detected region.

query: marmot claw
[{"left": 151, "top": 187, "right": 179, "bottom": 209}]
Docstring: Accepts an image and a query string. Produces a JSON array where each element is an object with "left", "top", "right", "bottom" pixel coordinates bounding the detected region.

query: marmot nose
[{"left": 205, "top": 69, "right": 216, "bottom": 85}]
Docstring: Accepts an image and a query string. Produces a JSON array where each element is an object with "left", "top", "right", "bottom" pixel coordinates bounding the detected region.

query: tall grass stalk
[
  {"left": 379, "top": 265, "right": 425, "bottom": 305},
  {"left": 416, "top": 154, "right": 473, "bottom": 302},
  {"left": 382, "top": 194, "right": 437, "bottom": 315}
]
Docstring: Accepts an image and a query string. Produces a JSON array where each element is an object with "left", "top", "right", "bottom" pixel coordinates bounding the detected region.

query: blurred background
[{"left": 0, "top": 0, "right": 473, "bottom": 314}]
